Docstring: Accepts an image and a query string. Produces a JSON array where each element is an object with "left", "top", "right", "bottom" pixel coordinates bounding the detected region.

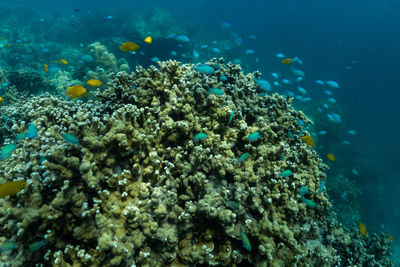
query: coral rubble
[{"left": 0, "top": 59, "right": 394, "bottom": 266}]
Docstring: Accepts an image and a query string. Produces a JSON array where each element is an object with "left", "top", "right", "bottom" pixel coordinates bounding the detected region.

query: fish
[
  {"left": 299, "top": 186, "right": 310, "bottom": 195},
  {"left": 194, "top": 64, "right": 214, "bottom": 74},
  {"left": 26, "top": 123, "right": 37, "bottom": 139},
  {"left": 212, "top": 47, "right": 221, "bottom": 53},
  {"left": 301, "top": 196, "right": 318, "bottom": 208},
  {"left": 0, "top": 241, "right": 17, "bottom": 253},
  {"left": 219, "top": 75, "right": 228, "bottom": 81},
  {"left": 315, "top": 80, "right": 325, "bottom": 85},
  {"left": 324, "top": 90, "right": 333, "bottom": 96},
  {"left": 297, "top": 87, "right": 307, "bottom": 95},
  {"left": 7, "top": 43, "right": 13, "bottom": 48},
  {"left": 66, "top": 85, "right": 86, "bottom": 99},
  {"left": 347, "top": 130, "right": 357, "bottom": 135},
  {"left": 296, "top": 76, "right": 303, "bottom": 82},
  {"left": 0, "top": 96, "right": 2, "bottom": 104},
  {"left": 388, "top": 234, "right": 394, "bottom": 241},
  {"left": 208, "top": 88, "right": 224, "bottom": 96},
  {"left": 240, "top": 228, "right": 252, "bottom": 252},
  {"left": 0, "top": 181, "right": 27, "bottom": 199},
  {"left": 287, "top": 130, "right": 294, "bottom": 139},
  {"left": 254, "top": 79, "right": 271, "bottom": 91},
  {"left": 175, "top": 35, "right": 190, "bottom": 42},
  {"left": 292, "top": 56, "right": 303, "bottom": 65},
  {"left": 351, "top": 169, "right": 360, "bottom": 176},
  {"left": 275, "top": 53, "right": 284, "bottom": 58},
  {"left": 223, "top": 201, "right": 240, "bottom": 211},
  {"left": 237, "top": 152, "right": 250, "bottom": 163},
  {"left": 192, "top": 132, "right": 207, "bottom": 141},
  {"left": 248, "top": 132, "right": 261, "bottom": 142},
  {"left": 15, "top": 132, "right": 27, "bottom": 142},
  {"left": 120, "top": 42, "right": 139, "bottom": 52},
  {"left": 193, "top": 50, "right": 199, "bottom": 59},
  {"left": 0, "top": 143, "right": 17, "bottom": 160},
  {"left": 291, "top": 67, "right": 305, "bottom": 77},
  {"left": 281, "top": 58, "right": 292, "bottom": 65},
  {"left": 86, "top": 79, "right": 102, "bottom": 87},
  {"left": 62, "top": 133, "right": 81, "bottom": 146},
  {"left": 280, "top": 170, "right": 293, "bottom": 177},
  {"left": 326, "top": 80, "right": 340, "bottom": 88},
  {"left": 151, "top": 57, "right": 159, "bottom": 63},
  {"left": 59, "top": 59, "right": 68, "bottom": 64},
  {"left": 43, "top": 64, "right": 48, "bottom": 72},
  {"left": 318, "top": 181, "right": 326, "bottom": 194},
  {"left": 228, "top": 110, "right": 235, "bottom": 126},
  {"left": 359, "top": 222, "right": 367, "bottom": 237},
  {"left": 327, "top": 154, "right": 336, "bottom": 161},
  {"left": 301, "top": 135, "right": 315, "bottom": 147},
  {"left": 28, "top": 239, "right": 46, "bottom": 252},
  {"left": 327, "top": 113, "right": 342, "bottom": 124},
  {"left": 144, "top": 36, "right": 152, "bottom": 44},
  {"left": 282, "top": 79, "right": 291, "bottom": 84},
  {"left": 245, "top": 49, "right": 255, "bottom": 54},
  {"left": 328, "top": 97, "right": 336, "bottom": 104},
  {"left": 271, "top": 72, "right": 279, "bottom": 79}
]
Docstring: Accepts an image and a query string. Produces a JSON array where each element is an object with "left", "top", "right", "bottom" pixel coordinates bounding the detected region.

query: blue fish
[
  {"left": 219, "top": 75, "right": 228, "bottom": 81},
  {"left": 280, "top": 170, "right": 292, "bottom": 177},
  {"left": 28, "top": 239, "right": 46, "bottom": 252},
  {"left": 62, "top": 134, "right": 81, "bottom": 146},
  {"left": 0, "top": 241, "right": 17, "bottom": 253},
  {"left": 0, "top": 143, "right": 17, "bottom": 160},
  {"left": 318, "top": 181, "right": 326, "bottom": 194},
  {"left": 208, "top": 88, "right": 224, "bottom": 96},
  {"left": 254, "top": 78, "right": 271, "bottom": 91},
  {"left": 223, "top": 201, "right": 240, "bottom": 211},
  {"left": 237, "top": 152, "right": 250, "bottom": 163},
  {"left": 288, "top": 130, "right": 294, "bottom": 139},
  {"left": 299, "top": 186, "right": 310, "bottom": 195},
  {"left": 247, "top": 131, "right": 261, "bottom": 142},
  {"left": 15, "top": 132, "right": 27, "bottom": 142},
  {"left": 281, "top": 154, "right": 285, "bottom": 161},
  {"left": 194, "top": 64, "right": 215, "bottom": 75},
  {"left": 3, "top": 115, "right": 8, "bottom": 122},
  {"left": 240, "top": 228, "right": 252, "bottom": 252},
  {"left": 192, "top": 132, "right": 207, "bottom": 141},
  {"left": 297, "top": 119, "right": 305, "bottom": 127},
  {"left": 301, "top": 196, "right": 318, "bottom": 208},
  {"left": 26, "top": 123, "right": 37, "bottom": 139},
  {"left": 228, "top": 110, "right": 235, "bottom": 126}
]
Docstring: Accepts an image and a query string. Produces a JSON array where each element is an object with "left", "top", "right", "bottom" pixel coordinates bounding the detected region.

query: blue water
[{"left": 0, "top": 0, "right": 399, "bottom": 263}]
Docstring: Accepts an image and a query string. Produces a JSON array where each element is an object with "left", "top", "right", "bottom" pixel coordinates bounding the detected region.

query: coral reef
[{"left": 0, "top": 60, "right": 394, "bottom": 266}]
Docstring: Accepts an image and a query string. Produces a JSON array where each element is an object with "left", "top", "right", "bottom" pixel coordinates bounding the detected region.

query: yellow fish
[
  {"left": 0, "top": 181, "right": 27, "bottom": 199},
  {"left": 301, "top": 135, "right": 315, "bottom": 147},
  {"left": 66, "top": 85, "right": 86, "bottom": 99},
  {"left": 7, "top": 43, "right": 13, "bottom": 48},
  {"left": 0, "top": 96, "right": 3, "bottom": 104},
  {"left": 327, "top": 153, "right": 336, "bottom": 161},
  {"left": 44, "top": 64, "right": 48, "bottom": 72},
  {"left": 120, "top": 42, "right": 139, "bottom": 52},
  {"left": 388, "top": 234, "right": 394, "bottom": 241},
  {"left": 59, "top": 59, "right": 68, "bottom": 64},
  {"left": 86, "top": 79, "right": 102, "bottom": 87},
  {"left": 359, "top": 222, "right": 367, "bottom": 237},
  {"left": 282, "top": 58, "right": 292, "bottom": 65},
  {"left": 144, "top": 36, "right": 152, "bottom": 44}
]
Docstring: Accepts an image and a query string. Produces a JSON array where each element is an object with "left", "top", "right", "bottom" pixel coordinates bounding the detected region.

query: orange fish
[
  {"left": 301, "top": 135, "right": 315, "bottom": 147},
  {"left": 120, "top": 42, "right": 139, "bottom": 52},
  {"left": 282, "top": 58, "right": 292, "bottom": 65},
  {"left": 86, "top": 79, "right": 102, "bottom": 87},
  {"left": 44, "top": 64, "right": 48, "bottom": 72},
  {"left": 144, "top": 36, "right": 152, "bottom": 44},
  {"left": 327, "top": 153, "right": 336, "bottom": 161},
  {"left": 59, "top": 59, "right": 68, "bottom": 64},
  {"left": 66, "top": 85, "right": 86, "bottom": 99},
  {"left": 0, "top": 181, "right": 27, "bottom": 199},
  {"left": 359, "top": 222, "right": 367, "bottom": 237}
]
